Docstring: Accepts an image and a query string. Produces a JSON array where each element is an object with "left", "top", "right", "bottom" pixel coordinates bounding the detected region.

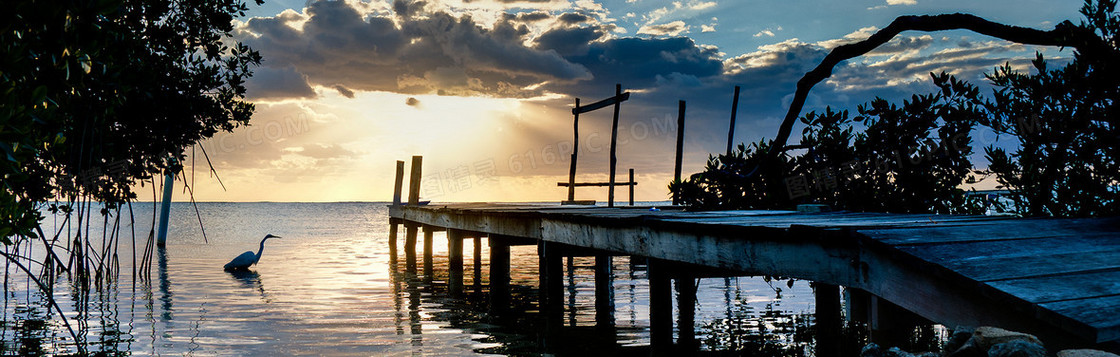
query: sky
[{"left": 179, "top": 0, "right": 1086, "bottom": 202}]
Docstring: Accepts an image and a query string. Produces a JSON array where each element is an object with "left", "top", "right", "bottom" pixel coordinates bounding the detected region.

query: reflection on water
[{"left": 2, "top": 202, "right": 864, "bottom": 355}]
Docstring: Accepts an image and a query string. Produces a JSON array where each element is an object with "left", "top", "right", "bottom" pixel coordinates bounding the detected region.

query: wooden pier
[{"left": 388, "top": 202, "right": 1120, "bottom": 351}]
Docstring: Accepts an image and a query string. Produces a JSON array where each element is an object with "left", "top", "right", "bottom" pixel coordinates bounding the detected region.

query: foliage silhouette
[
  {"left": 2, "top": 0, "right": 262, "bottom": 239},
  {"left": 674, "top": 0, "right": 1119, "bottom": 217}
]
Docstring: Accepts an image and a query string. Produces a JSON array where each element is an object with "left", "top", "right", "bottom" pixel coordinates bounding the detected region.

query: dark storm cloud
[
  {"left": 534, "top": 26, "right": 605, "bottom": 56},
  {"left": 240, "top": 1, "right": 590, "bottom": 98}
]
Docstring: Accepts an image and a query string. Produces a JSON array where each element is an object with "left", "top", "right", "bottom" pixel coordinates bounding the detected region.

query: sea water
[{"left": 2, "top": 202, "right": 824, "bottom": 356}]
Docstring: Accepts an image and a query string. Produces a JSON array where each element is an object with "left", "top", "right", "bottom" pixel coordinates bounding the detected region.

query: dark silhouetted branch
[{"left": 772, "top": 14, "right": 1108, "bottom": 155}]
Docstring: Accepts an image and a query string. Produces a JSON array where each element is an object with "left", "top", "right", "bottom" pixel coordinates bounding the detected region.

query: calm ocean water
[{"left": 2, "top": 202, "right": 821, "bottom": 356}]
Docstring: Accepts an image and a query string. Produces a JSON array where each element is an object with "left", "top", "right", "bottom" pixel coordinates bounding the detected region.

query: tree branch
[{"left": 771, "top": 13, "right": 1108, "bottom": 155}]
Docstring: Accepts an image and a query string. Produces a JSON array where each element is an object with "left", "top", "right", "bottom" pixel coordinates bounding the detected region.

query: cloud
[
  {"left": 557, "top": 12, "right": 591, "bottom": 24},
  {"left": 701, "top": 24, "right": 716, "bottom": 33},
  {"left": 239, "top": 1, "right": 592, "bottom": 98},
  {"left": 637, "top": 21, "right": 690, "bottom": 36},
  {"left": 870, "top": 0, "right": 916, "bottom": 9},
  {"left": 816, "top": 26, "right": 879, "bottom": 49},
  {"left": 294, "top": 144, "right": 358, "bottom": 159},
  {"left": 333, "top": 85, "right": 355, "bottom": 98},
  {"left": 753, "top": 29, "right": 774, "bottom": 37},
  {"left": 535, "top": 26, "right": 606, "bottom": 56},
  {"left": 245, "top": 66, "right": 316, "bottom": 100}
]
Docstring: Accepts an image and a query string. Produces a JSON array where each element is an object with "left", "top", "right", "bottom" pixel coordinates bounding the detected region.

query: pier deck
[{"left": 388, "top": 203, "right": 1120, "bottom": 347}]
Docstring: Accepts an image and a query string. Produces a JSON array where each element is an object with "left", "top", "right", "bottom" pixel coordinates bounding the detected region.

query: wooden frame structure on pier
[{"left": 560, "top": 84, "right": 636, "bottom": 207}]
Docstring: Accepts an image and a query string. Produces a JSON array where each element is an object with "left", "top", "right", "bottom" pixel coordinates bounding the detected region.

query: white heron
[{"left": 224, "top": 234, "right": 281, "bottom": 271}]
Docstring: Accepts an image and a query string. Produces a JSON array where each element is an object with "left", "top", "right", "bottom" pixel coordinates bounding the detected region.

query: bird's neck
[{"left": 257, "top": 238, "right": 269, "bottom": 258}]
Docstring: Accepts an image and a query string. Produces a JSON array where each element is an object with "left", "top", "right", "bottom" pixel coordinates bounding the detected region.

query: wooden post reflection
[
  {"left": 595, "top": 254, "right": 615, "bottom": 330},
  {"left": 648, "top": 258, "right": 672, "bottom": 352},
  {"left": 473, "top": 236, "right": 483, "bottom": 288},
  {"left": 422, "top": 227, "right": 434, "bottom": 281},
  {"left": 676, "top": 276, "right": 697, "bottom": 351},
  {"left": 405, "top": 224, "right": 418, "bottom": 275},
  {"left": 539, "top": 241, "right": 564, "bottom": 332}
]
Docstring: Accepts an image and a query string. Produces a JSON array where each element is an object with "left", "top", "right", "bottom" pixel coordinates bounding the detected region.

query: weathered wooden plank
[
  {"left": 986, "top": 269, "right": 1120, "bottom": 304},
  {"left": 572, "top": 92, "right": 630, "bottom": 114},
  {"left": 895, "top": 234, "right": 1120, "bottom": 263},
  {"left": 1041, "top": 295, "right": 1120, "bottom": 343},
  {"left": 556, "top": 181, "right": 637, "bottom": 187},
  {"left": 938, "top": 248, "right": 1120, "bottom": 282},
  {"left": 864, "top": 217, "right": 1120, "bottom": 245}
]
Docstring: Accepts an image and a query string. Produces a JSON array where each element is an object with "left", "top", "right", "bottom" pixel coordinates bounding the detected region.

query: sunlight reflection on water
[{"left": 3, "top": 202, "right": 821, "bottom": 356}]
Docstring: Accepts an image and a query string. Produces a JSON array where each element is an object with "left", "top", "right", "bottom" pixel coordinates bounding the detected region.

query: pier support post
[
  {"left": 539, "top": 241, "right": 564, "bottom": 330},
  {"left": 448, "top": 229, "right": 465, "bottom": 296},
  {"left": 595, "top": 254, "right": 615, "bottom": 329},
  {"left": 405, "top": 224, "right": 418, "bottom": 274},
  {"left": 676, "top": 276, "right": 697, "bottom": 351},
  {"left": 648, "top": 258, "right": 673, "bottom": 351},
  {"left": 844, "top": 287, "right": 871, "bottom": 325},
  {"left": 422, "top": 227, "right": 434, "bottom": 280},
  {"left": 869, "top": 296, "right": 926, "bottom": 348},
  {"left": 815, "top": 282, "right": 842, "bottom": 357},
  {"left": 473, "top": 236, "right": 483, "bottom": 287},
  {"left": 489, "top": 235, "right": 511, "bottom": 313},
  {"left": 388, "top": 220, "right": 399, "bottom": 258}
]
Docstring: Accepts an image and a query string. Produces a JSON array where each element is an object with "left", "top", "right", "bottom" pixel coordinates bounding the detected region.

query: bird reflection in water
[{"left": 227, "top": 269, "right": 271, "bottom": 302}]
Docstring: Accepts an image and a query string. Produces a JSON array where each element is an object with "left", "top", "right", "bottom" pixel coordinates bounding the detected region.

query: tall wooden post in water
[
  {"left": 392, "top": 160, "right": 404, "bottom": 206},
  {"left": 726, "top": 85, "right": 741, "bottom": 156},
  {"left": 608, "top": 84, "right": 622, "bottom": 207},
  {"left": 567, "top": 98, "right": 580, "bottom": 203},
  {"left": 673, "top": 100, "right": 686, "bottom": 205},
  {"left": 407, "top": 156, "right": 422, "bottom": 206}
]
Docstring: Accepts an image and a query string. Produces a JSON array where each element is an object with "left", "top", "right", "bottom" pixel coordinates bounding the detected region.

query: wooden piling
[
  {"left": 489, "top": 235, "right": 511, "bottom": 313},
  {"left": 448, "top": 229, "right": 465, "bottom": 296},
  {"left": 407, "top": 156, "right": 423, "bottom": 206},
  {"left": 405, "top": 224, "right": 418, "bottom": 274},
  {"left": 815, "top": 282, "right": 842, "bottom": 357},
  {"left": 674, "top": 100, "right": 686, "bottom": 205},
  {"left": 539, "top": 241, "right": 564, "bottom": 328},
  {"left": 388, "top": 221, "right": 399, "bottom": 271},
  {"left": 422, "top": 227, "right": 434, "bottom": 280},
  {"left": 726, "top": 85, "right": 740, "bottom": 156},
  {"left": 393, "top": 160, "right": 405, "bottom": 206},
  {"left": 648, "top": 258, "right": 673, "bottom": 350},
  {"left": 608, "top": 84, "right": 622, "bottom": 207}
]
